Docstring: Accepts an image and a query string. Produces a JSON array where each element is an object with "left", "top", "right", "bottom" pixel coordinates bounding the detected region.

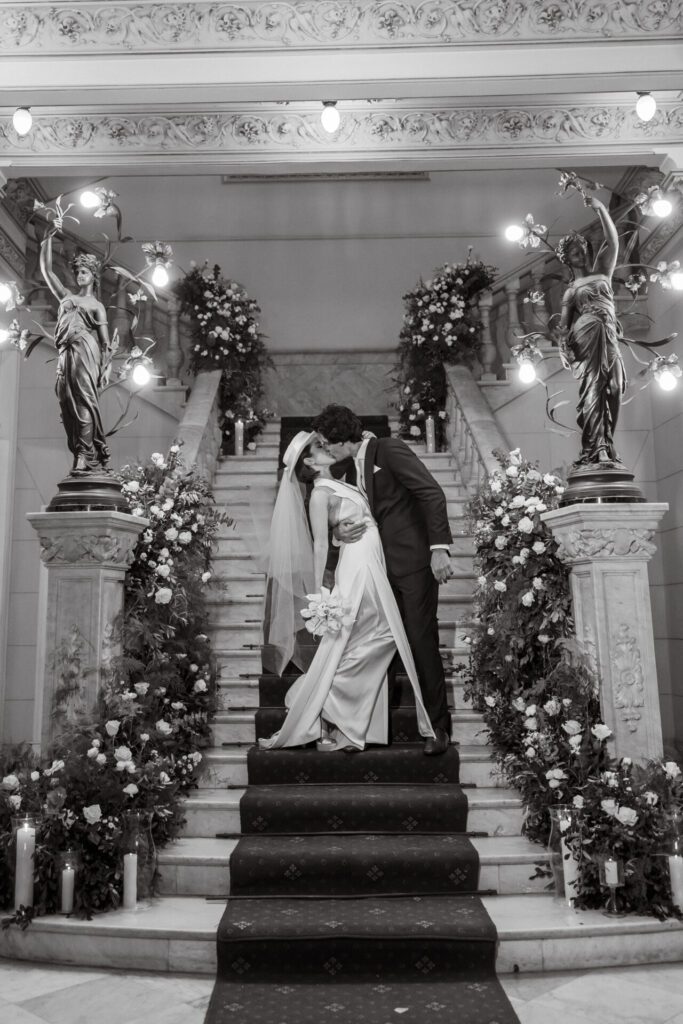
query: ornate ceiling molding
[
  {"left": 1, "top": 102, "right": 682, "bottom": 164},
  {"left": 0, "top": 0, "right": 681, "bottom": 55}
]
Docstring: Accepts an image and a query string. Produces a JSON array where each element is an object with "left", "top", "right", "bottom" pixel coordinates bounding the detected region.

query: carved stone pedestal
[
  {"left": 541, "top": 503, "right": 668, "bottom": 763},
  {"left": 27, "top": 511, "right": 148, "bottom": 751}
]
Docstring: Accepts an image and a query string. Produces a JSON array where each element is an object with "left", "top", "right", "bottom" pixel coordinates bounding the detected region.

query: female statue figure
[
  {"left": 557, "top": 197, "right": 625, "bottom": 466},
  {"left": 40, "top": 237, "right": 114, "bottom": 475}
]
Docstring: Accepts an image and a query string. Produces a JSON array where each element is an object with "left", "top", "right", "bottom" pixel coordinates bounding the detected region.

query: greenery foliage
[
  {"left": 174, "top": 261, "right": 272, "bottom": 450},
  {"left": 464, "top": 448, "right": 682, "bottom": 917},
  {"left": 395, "top": 254, "right": 496, "bottom": 447},
  {"left": 1, "top": 445, "right": 230, "bottom": 923}
]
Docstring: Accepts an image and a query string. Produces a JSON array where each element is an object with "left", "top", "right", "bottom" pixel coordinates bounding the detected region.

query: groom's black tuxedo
[{"left": 351, "top": 437, "right": 453, "bottom": 734}]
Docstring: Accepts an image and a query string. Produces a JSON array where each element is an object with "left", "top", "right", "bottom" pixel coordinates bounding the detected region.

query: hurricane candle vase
[
  {"left": 665, "top": 809, "right": 683, "bottom": 912},
  {"left": 425, "top": 415, "right": 436, "bottom": 454},
  {"left": 547, "top": 805, "right": 581, "bottom": 905},
  {"left": 56, "top": 848, "right": 81, "bottom": 915},
  {"left": 597, "top": 854, "right": 626, "bottom": 916},
  {"left": 234, "top": 418, "right": 245, "bottom": 457},
  {"left": 121, "top": 811, "right": 156, "bottom": 910},
  {"left": 11, "top": 814, "right": 42, "bottom": 911}
]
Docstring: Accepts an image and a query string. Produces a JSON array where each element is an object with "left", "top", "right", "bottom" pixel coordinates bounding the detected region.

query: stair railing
[
  {"left": 445, "top": 365, "right": 509, "bottom": 491},
  {"left": 172, "top": 370, "right": 223, "bottom": 482}
]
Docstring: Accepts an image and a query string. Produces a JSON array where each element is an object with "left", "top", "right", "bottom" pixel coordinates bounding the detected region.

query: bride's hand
[{"left": 333, "top": 518, "right": 367, "bottom": 544}]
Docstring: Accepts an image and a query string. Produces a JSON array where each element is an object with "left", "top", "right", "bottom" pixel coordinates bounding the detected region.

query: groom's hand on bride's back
[{"left": 334, "top": 518, "right": 367, "bottom": 544}]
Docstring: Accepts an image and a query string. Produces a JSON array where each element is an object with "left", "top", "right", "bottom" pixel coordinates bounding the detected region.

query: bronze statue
[
  {"left": 557, "top": 197, "right": 625, "bottom": 467},
  {"left": 40, "top": 237, "right": 115, "bottom": 475}
]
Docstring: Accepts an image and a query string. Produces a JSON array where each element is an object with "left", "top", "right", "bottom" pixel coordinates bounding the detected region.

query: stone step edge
[
  {"left": 213, "top": 709, "right": 484, "bottom": 724},
  {"left": 2, "top": 895, "right": 681, "bottom": 976},
  {"left": 203, "top": 743, "right": 489, "bottom": 763},
  {"left": 182, "top": 786, "right": 518, "bottom": 808}
]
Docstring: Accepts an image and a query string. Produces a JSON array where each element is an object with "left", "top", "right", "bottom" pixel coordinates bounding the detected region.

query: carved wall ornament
[
  {"left": 37, "top": 531, "right": 138, "bottom": 566},
  {"left": 0, "top": 226, "right": 25, "bottom": 275},
  {"left": 612, "top": 622, "right": 645, "bottom": 734},
  {"left": 555, "top": 527, "right": 657, "bottom": 561},
  {"left": 0, "top": 1, "right": 680, "bottom": 54},
  {"left": 1, "top": 104, "right": 682, "bottom": 161}
]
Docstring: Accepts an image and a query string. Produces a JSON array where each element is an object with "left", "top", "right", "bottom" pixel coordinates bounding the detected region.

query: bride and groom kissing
[{"left": 260, "top": 404, "right": 454, "bottom": 756}]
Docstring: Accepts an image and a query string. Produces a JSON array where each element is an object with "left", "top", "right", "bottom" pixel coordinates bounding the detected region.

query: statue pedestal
[
  {"left": 541, "top": 503, "right": 668, "bottom": 763},
  {"left": 27, "top": 510, "right": 147, "bottom": 751}
]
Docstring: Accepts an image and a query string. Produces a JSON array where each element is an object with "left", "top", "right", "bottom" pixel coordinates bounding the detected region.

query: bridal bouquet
[{"left": 301, "top": 590, "right": 354, "bottom": 638}]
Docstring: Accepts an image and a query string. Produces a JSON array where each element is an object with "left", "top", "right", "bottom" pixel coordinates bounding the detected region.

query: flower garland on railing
[
  {"left": 0, "top": 445, "right": 230, "bottom": 924},
  {"left": 463, "top": 448, "right": 682, "bottom": 918},
  {"left": 395, "top": 252, "right": 496, "bottom": 448},
  {"left": 174, "top": 261, "right": 272, "bottom": 451}
]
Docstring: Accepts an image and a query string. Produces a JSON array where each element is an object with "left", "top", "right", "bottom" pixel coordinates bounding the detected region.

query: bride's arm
[{"left": 308, "top": 488, "right": 331, "bottom": 591}]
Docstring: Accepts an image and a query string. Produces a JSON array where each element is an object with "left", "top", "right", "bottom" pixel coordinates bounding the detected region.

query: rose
[
  {"left": 543, "top": 473, "right": 557, "bottom": 485},
  {"left": 494, "top": 536, "right": 508, "bottom": 550},
  {"left": 489, "top": 480, "right": 502, "bottom": 494},
  {"left": 532, "top": 541, "right": 546, "bottom": 554},
  {"left": 134, "top": 682, "right": 149, "bottom": 696},
  {"left": 521, "top": 591, "right": 535, "bottom": 607},
  {"left": 591, "top": 724, "right": 612, "bottom": 742},
  {"left": 155, "top": 588, "right": 173, "bottom": 604},
  {"left": 494, "top": 581, "right": 507, "bottom": 592},
  {"left": 193, "top": 679, "right": 208, "bottom": 693},
  {"left": 44, "top": 759, "right": 65, "bottom": 776},
  {"left": 156, "top": 719, "right": 173, "bottom": 736},
  {"left": 484, "top": 695, "right": 497, "bottom": 708},
  {"left": 510, "top": 495, "right": 525, "bottom": 508},
  {"left": 83, "top": 804, "right": 102, "bottom": 824},
  {"left": 543, "top": 698, "right": 561, "bottom": 716},
  {"left": 518, "top": 517, "right": 534, "bottom": 534},
  {"left": 124, "top": 480, "right": 140, "bottom": 493},
  {"left": 477, "top": 576, "right": 487, "bottom": 586},
  {"left": 572, "top": 795, "right": 584, "bottom": 809},
  {"left": 2, "top": 774, "right": 19, "bottom": 790},
  {"left": 114, "top": 745, "right": 133, "bottom": 762},
  {"left": 512, "top": 697, "right": 527, "bottom": 712},
  {"left": 165, "top": 527, "right": 179, "bottom": 541},
  {"left": 525, "top": 705, "right": 537, "bottom": 715},
  {"left": 562, "top": 720, "right": 582, "bottom": 736},
  {"left": 664, "top": 761, "right": 682, "bottom": 780},
  {"left": 178, "top": 531, "right": 192, "bottom": 545},
  {"left": 87, "top": 747, "right": 99, "bottom": 759},
  {"left": 616, "top": 806, "right": 638, "bottom": 827},
  {"left": 30, "top": 771, "right": 40, "bottom": 782},
  {"left": 96, "top": 753, "right": 106, "bottom": 765},
  {"left": 604, "top": 771, "right": 619, "bottom": 787},
  {"left": 524, "top": 716, "right": 538, "bottom": 731},
  {"left": 9, "top": 794, "right": 21, "bottom": 810},
  {"left": 105, "top": 720, "right": 120, "bottom": 736},
  {"left": 506, "top": 466, "right": 519, "bottom": 478},
  {"left": 538, "top": 634, "right": 550, "bottom": 644},
  {"left": 532, "top": 577, "right": 544, "bottom": 590},
  {"left": 568, "top": 735, "right": 583, "bottom": 753},
  {"left": 644, "top": 791, "right": 659, "bottom": 807},
  {"left": 156, "top": 564, "right": 171, "bottom": 578},
  {"left": 526, "top": 747, "right": 536, "bottom": 758},
  {"left": 601, "top": 798, "right": 617, "bottom": 816},
  {"left": 123, "top": 783, "right": 139, "bottom": 797}
]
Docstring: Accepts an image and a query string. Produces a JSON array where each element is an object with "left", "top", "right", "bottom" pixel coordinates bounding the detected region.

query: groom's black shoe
[{"left": 423, "top": 728, "right": 450, "bottom": 756}]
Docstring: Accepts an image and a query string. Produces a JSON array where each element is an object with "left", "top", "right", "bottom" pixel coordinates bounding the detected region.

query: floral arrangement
[
  {"left": 464, "top": 448, "right": 682, "bottom": 917},
  {"left": 0, "top": 445, "right": 230, "bottom": 924},
  {"left": 301, "top": 590, "right": 354, "bottom": 638},
  {"left": 395, "top": 252, "right": 496, "bottom": 447},
  {"left": 174, "top": 261, "right": 272, "bottom": 450}
]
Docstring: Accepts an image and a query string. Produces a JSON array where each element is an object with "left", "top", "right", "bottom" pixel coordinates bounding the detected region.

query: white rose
[
  {"left": 114, "top": 745, "right": 132, "bottom": 762},
  {"left": 591, "top": 724, "right": 612, "bottom": 742},
  {"left": 524, "top": 717, "right": 538, "bottom": 731},
  {"left": 87, "top": 747, "right": 99, "bottom": 759},
  {"left": 532, "top": 541, "right": 546, "bottom": 555},
  {"left": 521, "top": 591, "right": 535, "bottom": 607},
  {"left": 484, "top": 695, "right": 497, "bottom": 708},
  {"left": 510, "top": 495, "right": 525, "bottom": 509},
  {"left": 155, "top": 587, "right": 173, "bottom": 604},
  {"left": 189, "top": 663, "right": 198, "bottom": 673},
  {"left": 494, "top": 536, "right": 508, "bottom": 550},
  {"left": 664, "top": 761, "right": 682, "bottom": 780},
  {"left": 159, "top": 772, "right": 172, "bottom": 786},
  {"left": 604, "top": 771, "right": 619, "bottom": 788},
  {"left": 134, "top": 682, "right": 149, "bottom": 696},
  {"left": 494, "top": 506, "right": 504, "bottom": 517},
  {"left": 538, "top": 634, "right": 550, "bottom": 644},
  {"left": 201, "top": 571, "right": 212, "bottom": 583},
  {"left": 96, "top": 753, "right": 107, "bottom": 765},
  {"left": 178, "top": 531, "right": 192, "bottom": 545},
  {"left": 2, "top": 774, "right": 20, "bottom": 791},
  {"left": 526, "top": 747, "right": 536, "bottom": 758},
  {"left": 493, "top": 581, "right": 507, "bottom": 593},
  {"left": 644, "top": 791, "right": 659, "bottom": 807},
  {"left": 487, "top": 627, "right": 495, "bottom": 636},
  {"left": 9, "top": 794, "right": 21, "bottom": 810},
  {"left": 193, "top": 679, "right": 208, "bottom": 693},
  {"left": 525, "top": 705, "right": 537, "bottom": 715},
  {"left": 477, "top": 576, "right": 487, "bottom": 586},
  {"left": 44, "top": 759, "right": 65, "bottom": 776},
  {"left": 517, "top": 517, "right": 534, "bottom": 534},
  {"left": 30, "top": 771, "right": 40, "bottom": 782},
  {"left": 170, "top": 444, "right": 180, "bottom": 453},
  {"left": 506, "top": 466, "right": 519, "bottom": 478},
  {"left": 156, "top": 564, "right": 171, "bottom": 578},
  {"left": 543, "top": 473, "right": 557, "bottom": 485},
  {"left": 616, "top": 806, "right": 638, "bottom": 827},
  {"left": 165, "top": 527, "right": 179, "bottom": 541},
  {"left": 140, "top": 733, "right": 150, "bottom": 742},
  {"left": 601, "top": 799, "right": 618, "bottom": 816},
  {"left": 501, "top": 515, "right": 510, "bottom": 527},
  {"left": 124, "top": 480, "right": 140, "bottom": 493},
  {"left": 489, "top": 480, "right": 502, "bottom": 494},
  {"left": 105, "top": 720, "right": 120, "bottom": 736},
  {"left": 562, "top": 720, "right": 582, "bottom": 736},
  {"left": 569, "top": 735, "right": 583, "bottom": 752},
  {"left": 132, "top": 506, "right": 145, "bottom": 517},
  {"left": 83, "top": 803, "right": 102, "bottom": 824},
  {"left": 156, "top": 719, "right": 173, "bottom": 736},
  {"left": 543, "top": 698, "right": 561, "bottom": 716},
  {"left": 527, "top": 470, "right": 541, "bottom": 482},
  {"left": 512, "top": 697, "right": 527, "bottom": 712},
  {"left": 123, "top": 783, "right": 139, "bottom": 797},
  {"left": 509, "top": 448, "right": 521, "bottom": 465},
  {"left": 572, "top": 795, "right": 584, "bottom": 809}
]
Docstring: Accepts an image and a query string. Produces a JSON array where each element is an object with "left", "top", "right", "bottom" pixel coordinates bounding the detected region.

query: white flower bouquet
[{"left": 301, "top": 589, "right": 354, "bottom": 638}]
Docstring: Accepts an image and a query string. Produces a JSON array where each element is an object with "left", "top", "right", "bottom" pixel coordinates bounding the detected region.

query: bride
[{"left": 259, "top": 430, "right": 435, "bottom": 751}]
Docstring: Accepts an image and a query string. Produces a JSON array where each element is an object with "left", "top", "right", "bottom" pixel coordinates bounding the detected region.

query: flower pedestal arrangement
[
  {"left": 541, "top": 503, "right": 669, "bottom": 763},
  {"left": 27, "top": 511, "right": 149, "bottom": 752}
]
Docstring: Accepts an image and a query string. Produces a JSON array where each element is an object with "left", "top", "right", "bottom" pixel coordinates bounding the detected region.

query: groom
[{"left": 312, "top": 404, "right": 453, "bottom": 755}]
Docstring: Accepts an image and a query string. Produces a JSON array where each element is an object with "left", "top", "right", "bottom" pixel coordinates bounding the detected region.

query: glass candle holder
[
  {"left": 425, "top": 415, "right": 436, "bottom": 454},
  {"left": 547, "top": 805, "right": 581, "bottom": 905},
  {"left": 11, "top": 814, "right": 42, "bottom": 911},
  {"left": 597, "top": 854, "right": 626, "bottom": 916},
  {"left": 665, "top": 808, "right": 683, "bottom": 911},
  {"left": 121, "top": 811, "right": 156, "bottom": 910},
  {"left": 56, "top": 848, "right": 81, "bottom": 915}
]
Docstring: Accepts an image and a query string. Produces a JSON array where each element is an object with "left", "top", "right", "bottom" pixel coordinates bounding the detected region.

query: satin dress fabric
[
  {"left": 259, "top": 479, "right": 435, "bottom": 750},
  {"left": 569, "top": 275, "right": 625, "bottom": 464}
]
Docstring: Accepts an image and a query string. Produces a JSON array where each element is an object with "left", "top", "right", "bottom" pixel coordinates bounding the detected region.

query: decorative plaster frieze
[
  {"left": 612, "top": 623, "right": 645, "bottom": 734},
  {"left": 0, "top": 1, "right": 680, "bottom": 54},
  {"left": 36, "top": 531, "right": 138, "bottom": 567},
  {"left": 555, "top": 527, "right": 658, "bottom": 561},
  {"left": 1, "top": 103, "right": 682, "bottom": 160}
]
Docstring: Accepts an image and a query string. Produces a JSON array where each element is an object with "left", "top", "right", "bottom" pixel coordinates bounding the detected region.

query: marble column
[
  {"left": 541, "top": 503, "right": 668, "bottom": 763},
  {"left": 27, "top": 510, "right": 147, "bottom": 751}
]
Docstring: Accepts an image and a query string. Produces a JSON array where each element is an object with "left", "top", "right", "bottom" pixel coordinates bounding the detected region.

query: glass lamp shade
[
  {"left": 320, "top": 103, "right": 341, "bottom": 133},
  {"left": 131, "top": 362, "right": 152, "bottom": 387},
  {"left": 12, "top": 107, "right": 33, "bottom": 136},
  {"left": 635, "top": 93, "right": 657, "bottom": 121},
  {"left": 151, "top": 264, "right": 169, "bottom": 288},
  {"left": 505, "top": 224, "right": 524, "bottom": 242}
]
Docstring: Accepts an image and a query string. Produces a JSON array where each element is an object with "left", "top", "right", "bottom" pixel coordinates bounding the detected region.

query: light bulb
[
  {"left": 635, "top": 93, "right": 656, "bottom": 122},
  {"left": 505, "top": 224, "right": 524, "bottom": 242},
  {"left": 12, "top": 107, "right": 32, "bottom": 136},
  {"left": 132, "top": 362, "right": 152, "bottom": 387},
  {"left": 518, "top": 359, "right": 537, "bottom": 384},
  {"left": 0, "top": 283, "right": 12, "bottom": 305},
  {"left": 656, "top": 368, "right": 677, "bottom": 391},
  {"left": 80, "top": 189, "right": 101, "bottom": 209},
  {"left": 670, "top": 271, "right": 683, "bottom": 291},
  {"left": 320, "top": 103, "right": 341, "bottom": 133},
  {"left": 652, "top": 196, "right": 673, "bottom": 218},
  {"left": 151, "top": 264, "right": 169, "bottom": 288},
  {"left": 0, "top": 327, "right": 8, "bottom": 344}
]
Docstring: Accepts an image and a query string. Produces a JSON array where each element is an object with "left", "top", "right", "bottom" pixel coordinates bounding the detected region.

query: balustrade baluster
[
  {"left": 165, "top": 293, "right": 183, "bottom": 385},
  {"left": 478, "top": 292, "right": 496, "bottom": 380}
]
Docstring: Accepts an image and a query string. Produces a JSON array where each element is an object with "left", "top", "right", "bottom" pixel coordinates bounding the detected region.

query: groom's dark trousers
[{"left": 340, "top": 437, "right": 453, "bottom": 735}]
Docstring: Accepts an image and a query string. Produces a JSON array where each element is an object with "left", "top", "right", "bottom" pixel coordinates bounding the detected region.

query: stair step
[
  {"left": 208, "top": 592, "right": 473, "bottom": 625},
  {"left": 181, "top": 787, "right": 523, "bottom": 838},
  {"left": 209, "top": 619, "right": 476, "bottom": 650}
]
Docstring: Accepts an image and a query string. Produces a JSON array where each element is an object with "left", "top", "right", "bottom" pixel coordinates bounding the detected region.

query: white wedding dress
[{"left": 259, "top": 478, "right": 435, "bottom": 750}]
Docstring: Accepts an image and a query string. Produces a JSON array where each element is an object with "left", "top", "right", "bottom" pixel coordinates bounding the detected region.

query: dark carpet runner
[{"left": 206, "top": 661, "right": 520, "bottom": 1024}]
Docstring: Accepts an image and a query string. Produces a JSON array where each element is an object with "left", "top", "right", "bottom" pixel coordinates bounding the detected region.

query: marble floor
[{"left": 1, "top": 958, "right": 683, "bottom": 1024}]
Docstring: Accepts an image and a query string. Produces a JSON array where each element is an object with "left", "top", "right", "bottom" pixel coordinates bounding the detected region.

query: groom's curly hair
[{"left": 311, "top": 405, "right": 363, "bottom": 444}]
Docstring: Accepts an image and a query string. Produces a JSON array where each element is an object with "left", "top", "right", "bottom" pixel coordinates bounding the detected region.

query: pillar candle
[
  {"left": 14, "top": 823, "right": 36, "bottom": 910},
  {"left": 425, "top": 415, "right": 436, "bottom": 454},
  {"left": 234, "top": 419, "right": 244, "bottom": 457},
  {"left": 669, "top": 854, "right": 683, "bottom": 911},
  {"left": 61, "top": 866, "right": 75, "bottom": 914},
  {"left": 604, "top": 858, "right": 620, "bottom": 886},
  {"left": 123, "top": 852, "right": 138, "bottom": 909},
  {"left": 560, "top": 838, "right": 579, "bottom": 903}
]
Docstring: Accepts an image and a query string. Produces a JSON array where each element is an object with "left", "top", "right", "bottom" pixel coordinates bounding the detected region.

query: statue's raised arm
[{"left": 586, "top": 196, "right": 619, "bottom": 279}]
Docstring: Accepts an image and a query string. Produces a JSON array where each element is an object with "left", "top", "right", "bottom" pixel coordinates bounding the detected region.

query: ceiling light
[
  {"left": 80, "top": 189, "right": 102, "bottom": 209},
  {"left": 635, "top": 93, "right": 656, "bottom": 122},
  {"left": 320, "top": 102, "right": 341, "bottom": 134},
  {"left": 518, "top": 359, "right": 537, "bottom": 384},
  {"left": 505, "top": 224, "right": 524, "bottom": 242},
  {"left": 132, "top": 362, "right": 152, "bottom": 387},
  {"left": 12, "top": 107, "right": 32, "bottom": 136},
  {"left": 651, "top": 192, "right": 673, "bottom": 218},
  {"left": 151, "top": 263, "right": 169, "bottom": 288},
  {"left": 671, "top": 271, "right": 683, "bottom": 291}
]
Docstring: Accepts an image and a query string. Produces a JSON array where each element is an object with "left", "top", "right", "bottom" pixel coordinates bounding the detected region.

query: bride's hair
[
  {"left": 311, "top": 405, "right": 363, "bottom": 444},
  {"left": 294, "top": 443, "right": 317, "bottom": 485}
]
